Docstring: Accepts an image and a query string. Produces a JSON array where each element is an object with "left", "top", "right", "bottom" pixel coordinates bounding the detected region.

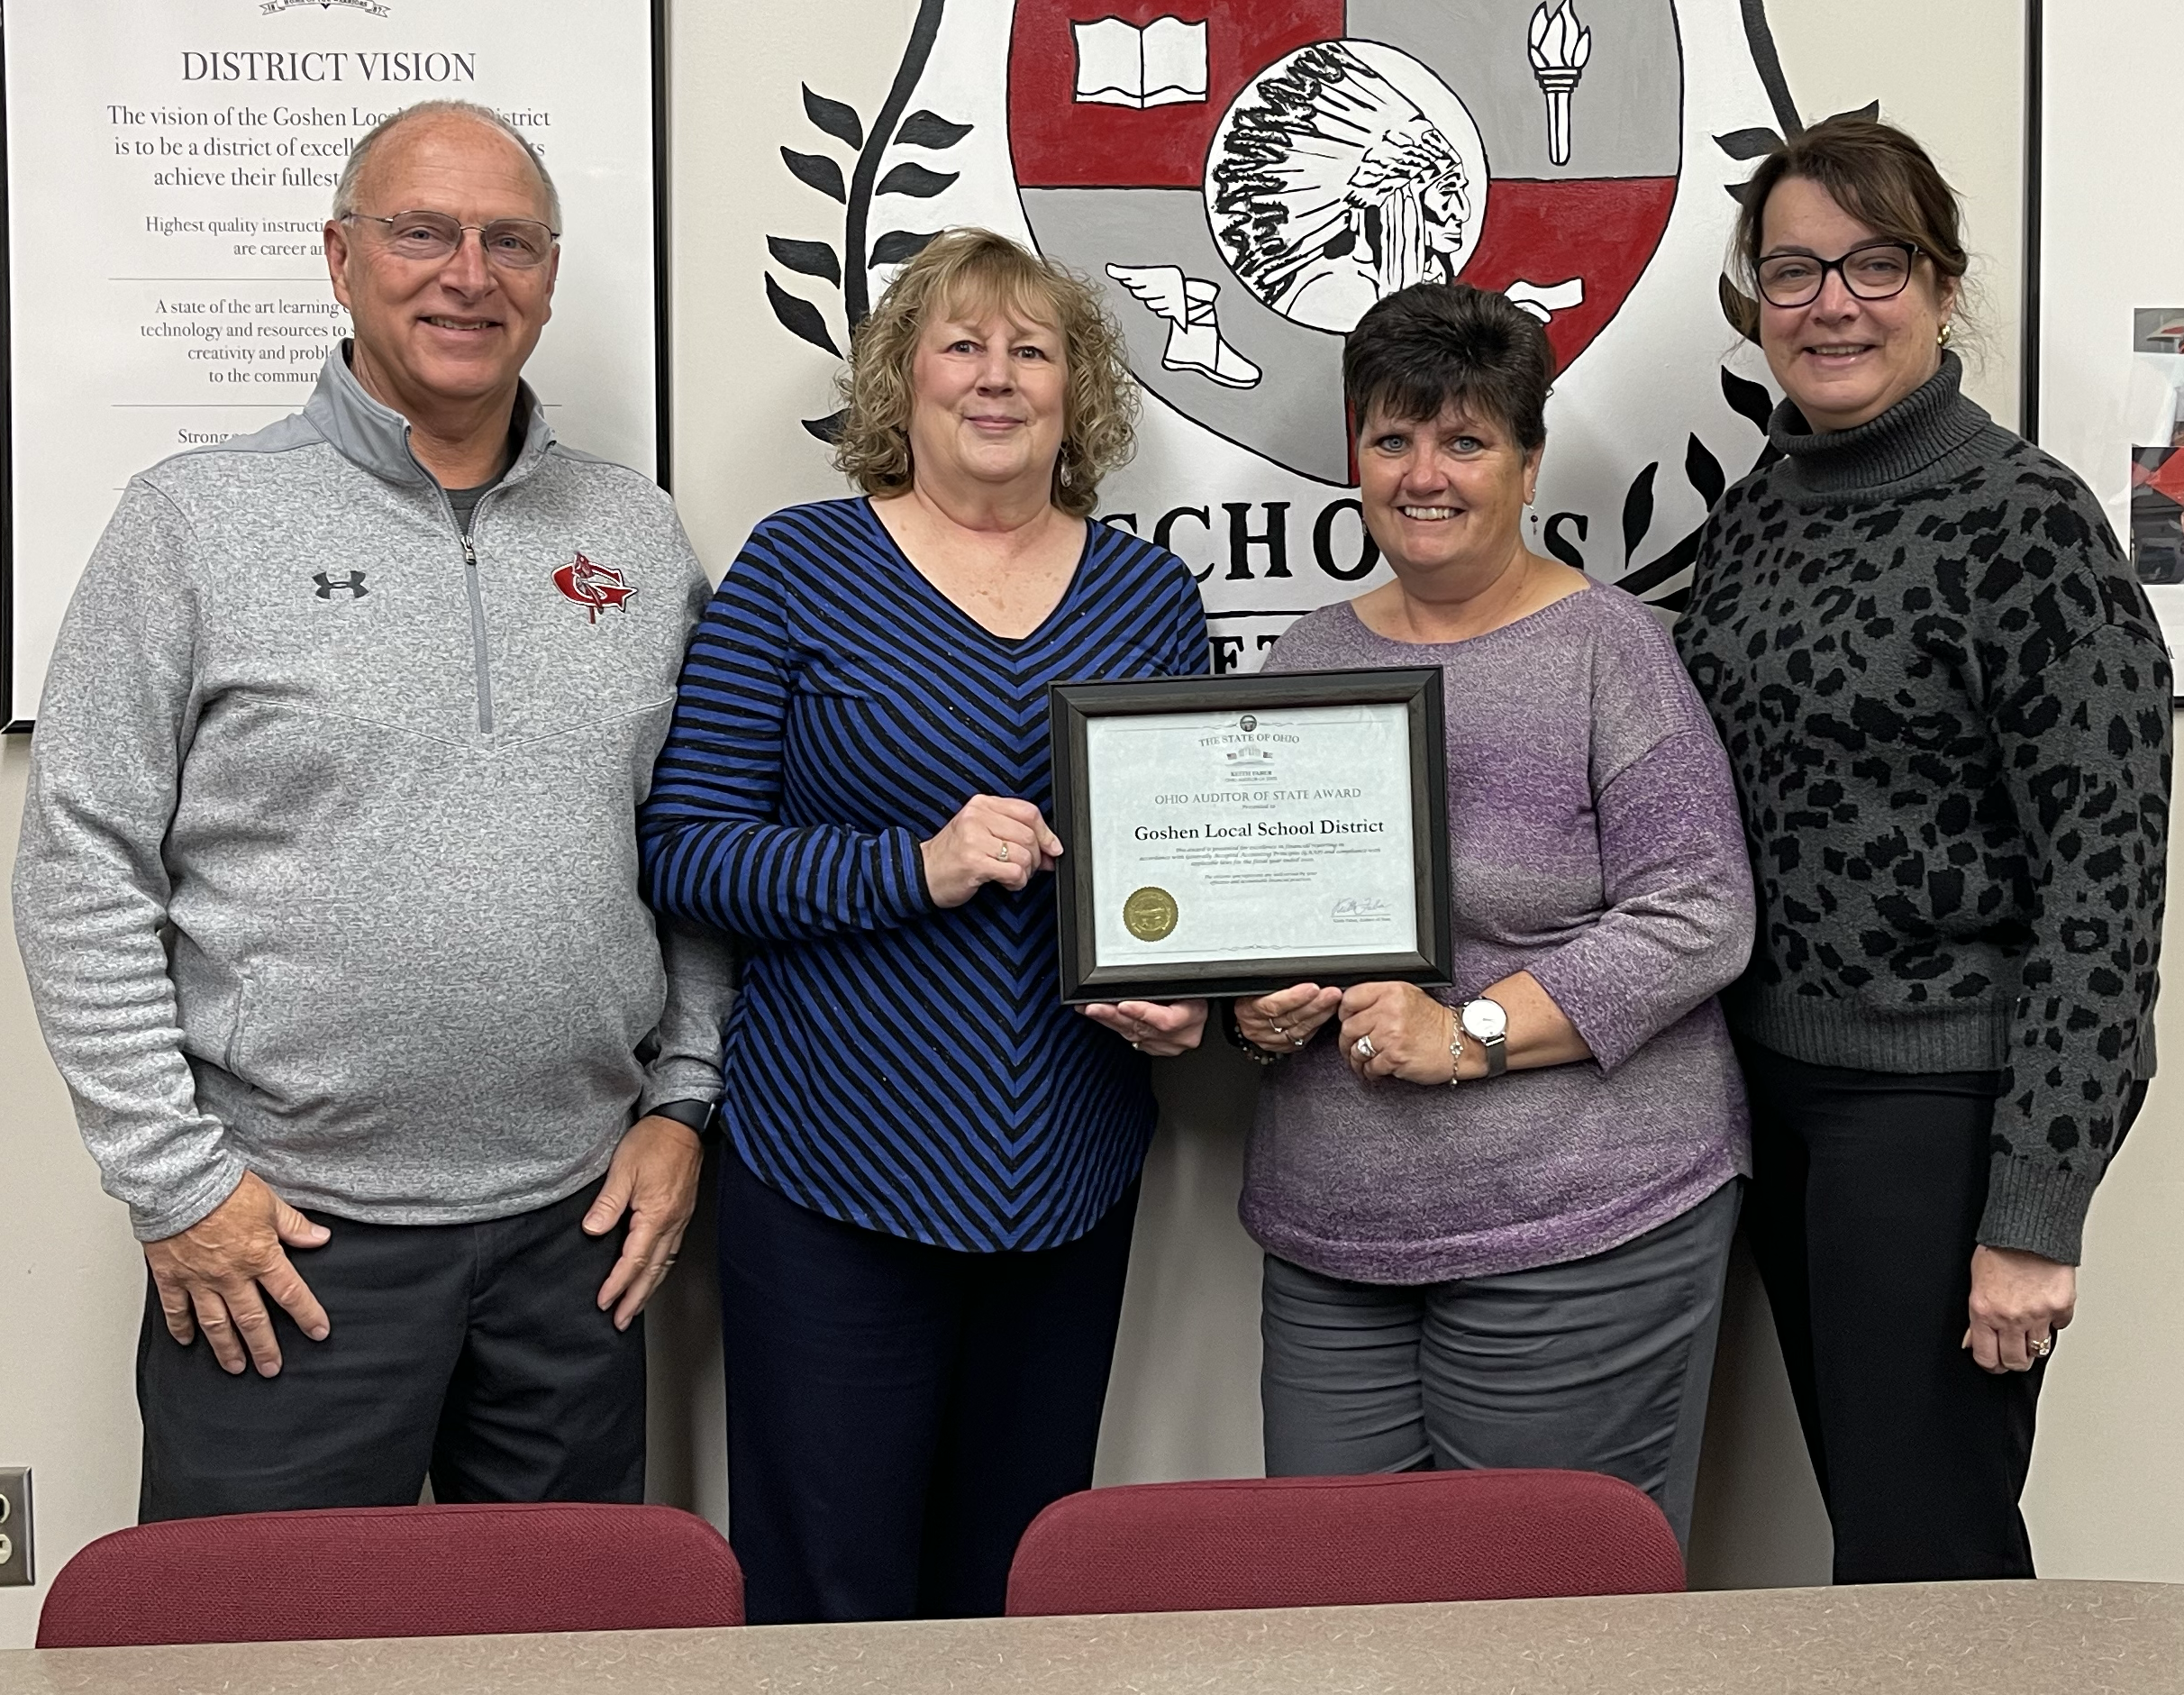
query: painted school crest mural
[
  {"left": 1009, "top": 1, "right": 1678, "bottom": 484},
  {"left": 761, "top": 0, "right": 1868, "bottom": 667}
]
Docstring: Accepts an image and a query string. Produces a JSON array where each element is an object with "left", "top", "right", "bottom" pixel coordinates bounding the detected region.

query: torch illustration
[{"left": 1528, "top": 2, "right": 1593, "bottom": 169}]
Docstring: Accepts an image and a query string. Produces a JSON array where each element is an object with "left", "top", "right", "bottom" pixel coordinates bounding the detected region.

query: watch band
[{"left": 648, "top": 1098, "right": 721, "bottom": 1144}]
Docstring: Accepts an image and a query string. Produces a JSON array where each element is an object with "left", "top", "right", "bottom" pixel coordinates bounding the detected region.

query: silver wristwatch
[{"left": 1459, "top": 998, "right": 1507, "bottom": 1077}]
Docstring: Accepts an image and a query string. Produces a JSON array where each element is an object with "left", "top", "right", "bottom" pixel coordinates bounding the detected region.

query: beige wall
[
  {"left": 0, "top": 744, "right": 145, "bottom": 1648},
  {"left": 4, "top": 0, "right": 2177, "bottom": 1648}
]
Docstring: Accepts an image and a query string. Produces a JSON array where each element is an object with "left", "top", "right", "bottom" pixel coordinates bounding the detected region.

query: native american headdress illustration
[{"left": 1209, "top": 41, "right": 1478, "bottom": 332}]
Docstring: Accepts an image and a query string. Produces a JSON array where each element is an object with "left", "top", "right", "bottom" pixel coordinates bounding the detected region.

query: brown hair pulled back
[{"left": 1729, "top": 117, "right": 1968, "bottom": 337}]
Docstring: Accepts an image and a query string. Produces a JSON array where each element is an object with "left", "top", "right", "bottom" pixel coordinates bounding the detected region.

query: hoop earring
[{"left": 1937, "top": 322, "right": 1955, "bottom": 349}]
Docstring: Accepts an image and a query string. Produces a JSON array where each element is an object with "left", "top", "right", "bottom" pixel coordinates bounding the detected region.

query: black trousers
[
  {"left": 138, "top": 1176, "right": 646, "bottom": 1522},
  {"left": 718, "top": 1152, "right": 1140, "bottom": 1624},
  {"left": 1739, "top": 1040, "right": 2142, "bottom": 1583}
]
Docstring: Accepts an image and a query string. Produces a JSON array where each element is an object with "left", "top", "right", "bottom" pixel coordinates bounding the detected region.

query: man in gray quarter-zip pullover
[{"left": 12, "top": 101, "right": 733, "bottom": 1521}]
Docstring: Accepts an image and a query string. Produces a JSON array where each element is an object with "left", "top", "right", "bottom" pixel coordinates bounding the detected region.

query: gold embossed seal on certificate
[
  {"left": 1123, "top": 887, "right": 1178, "bottom": 942},
  {"left": 1048, "top": 670, "right": 1453, "bottom": 1003}
]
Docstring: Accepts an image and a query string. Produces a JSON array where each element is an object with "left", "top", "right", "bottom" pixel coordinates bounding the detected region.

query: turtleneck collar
[{"left": 1766, "top": 351, "right": 1997, "bottom": 497}]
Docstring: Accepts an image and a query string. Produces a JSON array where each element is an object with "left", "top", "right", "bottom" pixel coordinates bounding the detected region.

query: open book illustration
[{"left": 1073, "top": 16, "right": 1210, "bottom": 109}]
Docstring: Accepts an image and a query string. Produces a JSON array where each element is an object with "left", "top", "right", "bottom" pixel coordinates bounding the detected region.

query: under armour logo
[{"left": 313, "top": 571, "right": 369, "bottom": 599}]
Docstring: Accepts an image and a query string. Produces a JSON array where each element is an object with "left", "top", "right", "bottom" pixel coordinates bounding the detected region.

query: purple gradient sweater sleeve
[
  {"left": 1523, "top": 729, "right": 1755, "bottom": 1071},
  {"left": 1244, "top": 588, "right": 1753, "bottom": 1283}
]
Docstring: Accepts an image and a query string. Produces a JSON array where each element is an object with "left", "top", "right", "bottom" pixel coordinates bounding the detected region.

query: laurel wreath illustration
[
  {"left": 762, "top": 0, "right": 1873, "bottom": 606},
  {"left": 763, "top": 0, "right": 966, "bottom": 441}
]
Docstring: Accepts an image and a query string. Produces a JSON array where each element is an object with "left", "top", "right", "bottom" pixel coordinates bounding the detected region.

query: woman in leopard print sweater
[{"left": 1677, "top": 119, "right": 2170, "bottom": 1584}]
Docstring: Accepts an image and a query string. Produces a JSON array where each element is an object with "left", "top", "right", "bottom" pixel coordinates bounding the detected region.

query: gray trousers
[{"left": 1260, "top": 1180, "right": 1739, "bottom": 1547}]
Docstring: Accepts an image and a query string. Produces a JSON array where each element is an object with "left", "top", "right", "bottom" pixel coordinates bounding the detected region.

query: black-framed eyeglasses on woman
[
  {"left": 1754, "top": 241, "right": 1921, "bottom": 309},
  {"left": 341, "top": 210, "right": 560, "bottom": 270}
]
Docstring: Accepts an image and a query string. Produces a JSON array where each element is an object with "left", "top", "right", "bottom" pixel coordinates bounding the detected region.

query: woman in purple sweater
[{"left": 1230, "top": 284, "right": 1754, "bottom": 1545}]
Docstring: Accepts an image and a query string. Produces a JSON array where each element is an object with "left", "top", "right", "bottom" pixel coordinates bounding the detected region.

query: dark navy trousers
[{"left": 718, "top": 1152, "right": 1139, "bottom": 1623}]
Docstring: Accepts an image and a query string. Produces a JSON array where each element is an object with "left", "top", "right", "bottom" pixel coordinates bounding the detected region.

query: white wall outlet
[{"left": 0, "top": 1470, "right": 32, "bottom": 1586}]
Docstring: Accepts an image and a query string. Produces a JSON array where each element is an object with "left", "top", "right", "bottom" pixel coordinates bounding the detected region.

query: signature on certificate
[{"left": 1331, "top": 896, "right": 1392, "bottom": 918}]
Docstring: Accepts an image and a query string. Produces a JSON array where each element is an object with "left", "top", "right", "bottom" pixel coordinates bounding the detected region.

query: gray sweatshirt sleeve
[
  {"left": 638, "top": 913, "right": 734, "bottom": 1116},
  {"left": 11, "top": 482, "right": 248, "bottom": 1242},
  {"left": 631, "top": 518, "right": 735, "bottom": 1117}
]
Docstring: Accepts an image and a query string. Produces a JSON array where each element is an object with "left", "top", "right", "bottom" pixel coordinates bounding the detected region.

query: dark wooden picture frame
[{"left": 1048, "top": 668, "right": 1452, "bottom": 1003}]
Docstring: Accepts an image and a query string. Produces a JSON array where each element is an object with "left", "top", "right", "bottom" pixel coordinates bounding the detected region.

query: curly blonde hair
[{"left": 833, "top": 229, "right": 1138, "bottom": 519}]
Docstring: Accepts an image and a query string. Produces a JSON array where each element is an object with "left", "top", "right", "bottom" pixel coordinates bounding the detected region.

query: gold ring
[{"left": 996, "top": 842, "right": 1011, "bottom": 862}]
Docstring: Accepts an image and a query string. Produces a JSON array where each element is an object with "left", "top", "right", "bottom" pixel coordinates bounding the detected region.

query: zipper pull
[{"left": 462, "top": 534, "right": 478, "bottom": 568}]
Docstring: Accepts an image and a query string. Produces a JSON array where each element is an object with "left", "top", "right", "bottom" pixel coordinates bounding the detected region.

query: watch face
[{"left": 1461, "top": 998, "right": 1507, "bottom": 1042}]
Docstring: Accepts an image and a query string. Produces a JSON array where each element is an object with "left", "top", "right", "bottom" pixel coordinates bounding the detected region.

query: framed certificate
[{"left": 1049, "top": 669, "right": 1452, "bottom": 1003}]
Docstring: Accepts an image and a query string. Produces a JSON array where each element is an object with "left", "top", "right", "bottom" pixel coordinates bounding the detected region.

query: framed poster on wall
[
  {"left": 0, "top": 0, "right": 668, "bottom": 729},
  {"left": 2025, "top": 0, "right": 2184, "bottom": 698}
]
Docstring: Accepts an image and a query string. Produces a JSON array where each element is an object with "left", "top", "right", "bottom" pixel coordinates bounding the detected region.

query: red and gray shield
[{"left": 1009, "top": 0, "right": 1682, "bottom": 483}]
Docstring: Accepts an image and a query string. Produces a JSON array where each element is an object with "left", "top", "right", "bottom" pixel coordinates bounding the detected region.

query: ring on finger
[
  {"left": 1354, "top": 1035, "right": 1375, "bottom": 1060},
  {"left": 996, "top": 841, "right": 1011, "bottom": 863},
  {"left": 2030, "top": 1335, "right": 2053, "bottom": 1360}
]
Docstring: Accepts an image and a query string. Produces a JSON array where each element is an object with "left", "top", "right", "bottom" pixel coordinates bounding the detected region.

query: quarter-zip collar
[
  {"left": 301, "top": 343, "right": 549, "bottom": 743},
  {"left": 303, "top": 340, "right": 554, "bottom": 492}
]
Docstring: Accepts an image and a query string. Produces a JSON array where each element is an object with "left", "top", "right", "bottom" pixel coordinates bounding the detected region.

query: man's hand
[
  {"left": 1963, "top": 1244, "right": 2077, "bottom": 1373},
  {"left": 143, "top": 1172, "right": 332, "bottom": 1378},
  {"left": 584, "top": 1115, "right": 705, "bottom": 1330}
]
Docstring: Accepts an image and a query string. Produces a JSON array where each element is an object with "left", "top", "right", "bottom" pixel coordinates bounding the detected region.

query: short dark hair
[
  {"left": 1342, "top": 283, "right": 1552, "bottom": 451},
  {"left": 1730, "top": 116, "right": 1967, "bottom": 335}
]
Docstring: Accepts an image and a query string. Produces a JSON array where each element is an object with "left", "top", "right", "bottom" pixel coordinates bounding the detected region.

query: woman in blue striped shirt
[{"left": 640, "top": 231, "right": 1209, "bottom": 1623}]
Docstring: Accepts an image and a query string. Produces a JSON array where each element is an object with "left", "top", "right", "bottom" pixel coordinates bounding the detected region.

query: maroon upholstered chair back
[
  {"left": 1006, "top": 1470, "right": 1684, "bottom": 1618},
  {"left": 36, "top": 1502, "right": 743, "bottom": 1648}
]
